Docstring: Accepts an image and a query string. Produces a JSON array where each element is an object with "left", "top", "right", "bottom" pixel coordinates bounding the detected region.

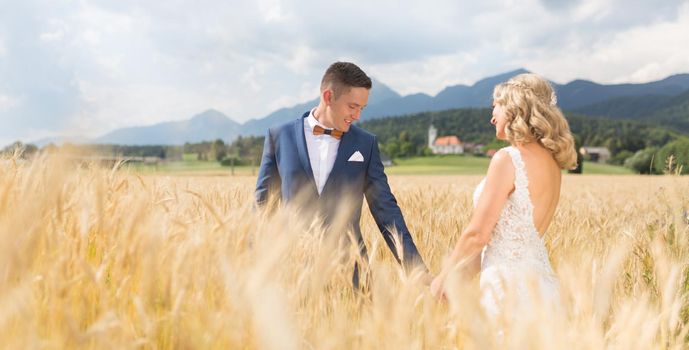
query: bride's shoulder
[
  {"left": 483, "top": 148, "right": 517, "bottom": 194},
  {"left": 491, "top": 147, "right": 515, "bottom": 164},
  {"left": 487, "top": 148, "right": 515, "bottom": 177}
]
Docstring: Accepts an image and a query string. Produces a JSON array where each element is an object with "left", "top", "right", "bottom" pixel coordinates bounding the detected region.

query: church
[{"left": 428, "top": 124, "right": 464, "bottom": 154}]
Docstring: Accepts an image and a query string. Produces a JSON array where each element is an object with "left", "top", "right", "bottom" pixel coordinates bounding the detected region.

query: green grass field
[
  {"left": 579, "top": 161, "right": 634, "bottom": 174},
  {"left": 386, "top": 155, "right": 491, "bottom": 175},
  {"left": 126, "top": 157, "right": 258, "bottom": 176},
  {"left": 386, "top": 155, "right": 633, "bottom": 175},
  {"left": 127, "top": 154, "right": 632, "bottom": 176}
]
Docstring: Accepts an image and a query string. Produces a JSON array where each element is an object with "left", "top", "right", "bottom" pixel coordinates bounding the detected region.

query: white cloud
[
  {"left": 242, "top": 64, "right": 266, "bottom": 93},
  {"left": 572, "top": 0, "right": 614, "bottom": 21},
  {"left": 286, "top": 45, "right": 318, "bottom": 75},
  {"left": 1, "top": 0, "right": 688, "bottom": 143},
  {"left": 523, "top": 1, "right": 689, "bottom": 84},
  {"left": 258, "top": 0, "right": 292, "bottom": 23},
  {"left": 368, "top": 52, "right": 483, "bottom": 96},
  {"left": 39, "top": 19, "right": 67, "bottom": 42},
  {"left": 0, "top": 34, "right": 5, "bottom": 58},
  {"left": 71, "top": 79, "right": 244, "bottom": 136},
  {"left": 0, "top": 94, "right": 21, "bottom": 111}
]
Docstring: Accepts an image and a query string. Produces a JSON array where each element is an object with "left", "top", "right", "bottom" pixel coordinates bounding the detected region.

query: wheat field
[{"left": 0, "top": 154, "right": 688, "bottom": 349}]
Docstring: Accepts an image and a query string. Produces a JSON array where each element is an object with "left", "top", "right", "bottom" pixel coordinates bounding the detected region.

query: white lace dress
[{"left": 473, "top": 146, "right": 560, "bottom": 318}]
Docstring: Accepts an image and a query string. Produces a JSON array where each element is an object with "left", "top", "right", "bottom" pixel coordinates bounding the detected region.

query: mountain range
[{"left": 35, "top": 69, "right": 689, "bottom": 146}]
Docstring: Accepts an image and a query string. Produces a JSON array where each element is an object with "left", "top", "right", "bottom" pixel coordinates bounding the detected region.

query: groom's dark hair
[{"left": 320, "top": 62, "right": 372, "bottom": 99}]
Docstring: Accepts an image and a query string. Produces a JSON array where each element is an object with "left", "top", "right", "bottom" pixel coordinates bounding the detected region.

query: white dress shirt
[{"left": 304, "top": 108, "right": 340, "bottom": 195}]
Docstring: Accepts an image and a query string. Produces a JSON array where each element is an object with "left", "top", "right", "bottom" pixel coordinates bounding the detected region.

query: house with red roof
[{"left": 428, "top": 124, "right": 464, "bottom": 154}]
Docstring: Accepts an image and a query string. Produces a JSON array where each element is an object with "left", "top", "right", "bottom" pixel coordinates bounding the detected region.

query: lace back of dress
[
  {"left": 504, "top": 147, "right": 533, "bottom": 217},
  {"left": 478, "top": 146, "right": 561, "bottom": 320},
  {"left": 480, "top": 146, "right": 553, "bottom": 272}
]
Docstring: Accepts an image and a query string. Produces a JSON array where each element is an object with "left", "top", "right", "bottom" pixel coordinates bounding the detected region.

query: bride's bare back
[{"left": 515, "top": 143, "right": 562, "bottom": 237}]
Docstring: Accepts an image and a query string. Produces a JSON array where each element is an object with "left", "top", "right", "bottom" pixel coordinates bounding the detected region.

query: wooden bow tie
[{"left": 313, "top": 125, "right": 343, "bottom": 140}]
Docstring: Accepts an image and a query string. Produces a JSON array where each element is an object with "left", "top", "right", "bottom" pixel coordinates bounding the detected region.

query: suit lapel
[
  {"left": 294, "top": 115, "right": 318, "bottom": 191},
  {"left": 322, "top": 129, "right": 356, "bottom": 193}
]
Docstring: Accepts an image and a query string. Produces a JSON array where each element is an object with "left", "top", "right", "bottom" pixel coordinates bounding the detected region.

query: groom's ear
[{"left": 322, "top": 89, "right": 333, "bottom": 106}]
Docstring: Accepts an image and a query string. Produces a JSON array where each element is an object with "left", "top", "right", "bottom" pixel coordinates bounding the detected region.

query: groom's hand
[
  {"left": 420, "top": 272, "right": 434, "bottom": 286},
  {"left": 430, "top": 275, "right": 446, "bottom": 300}
]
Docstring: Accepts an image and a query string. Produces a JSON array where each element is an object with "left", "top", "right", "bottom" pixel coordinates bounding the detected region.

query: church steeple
[{"left": 428, "top": 123, "right": 437, "bottom": 148}]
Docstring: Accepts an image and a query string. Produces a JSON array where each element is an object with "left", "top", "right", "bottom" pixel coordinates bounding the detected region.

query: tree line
[
  {"left": 357, "top": 108, "right": 689, "bottom": 174},
  {"left": 4, "top": 107, "right": 688, "bottom": 174},
  {"left": 1, "top": 136, "right": 266, "bottom": 168}
]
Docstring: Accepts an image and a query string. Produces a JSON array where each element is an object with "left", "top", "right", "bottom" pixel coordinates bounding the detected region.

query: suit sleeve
[
  {"left": 254, "top": 128, "right": 282, "bottom": 207},
  {"left": 364, "top": 136, "right": 427, "bottom": 271}
]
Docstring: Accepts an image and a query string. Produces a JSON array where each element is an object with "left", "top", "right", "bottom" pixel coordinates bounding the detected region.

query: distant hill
[
  {"left": 573, "top": 94, "right": 677, "bottom": 120},
  {"left": 434, "top": 69, "right": 532, "bottom": 110},
  {"left": 651, "top": 89, "right": 689, "bottom": 130},
  {"left": 359, "top": 69, "right": 531, "bottom": 121},
  {"left": 241, "top": 70, "right": 689, "bottom": 134},
  {"left": 555, "top": 74, "right": 689, "bottom": 110},
  {"left": 240, "top": 78, "right": 401, "bottom": 135},
  {"left": 572, "top": 86, "right": 689, "bottom": 132},
  {"left": 33, "top": 135, "right": 93, "bottom": 148},
  {"left": 96, "top": 109, "right": 242, "bottom": 145},
  {"left": 31, "top": 70, "right": 689, "bottom": 146},
  {"left": 239, "top": 98, "right": 319, "bottom": 138}
]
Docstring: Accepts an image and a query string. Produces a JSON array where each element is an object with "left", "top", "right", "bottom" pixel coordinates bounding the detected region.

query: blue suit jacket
[{"left": 255, "top": 111, "right": 426, "bottom": 271}]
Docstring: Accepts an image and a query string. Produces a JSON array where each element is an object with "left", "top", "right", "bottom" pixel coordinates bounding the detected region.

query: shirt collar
[{"left": 307, "top": 108, "right": 328, "bottom": 131}]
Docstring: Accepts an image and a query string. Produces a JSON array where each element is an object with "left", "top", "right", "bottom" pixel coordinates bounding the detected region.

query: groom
[{"left": 254, "top": 62, "right": 427, "bottom": 287}]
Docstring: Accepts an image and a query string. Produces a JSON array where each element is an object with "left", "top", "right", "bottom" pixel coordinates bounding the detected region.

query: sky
[{"left": 1, "top": 0, "right": 688, "bottom": 145}]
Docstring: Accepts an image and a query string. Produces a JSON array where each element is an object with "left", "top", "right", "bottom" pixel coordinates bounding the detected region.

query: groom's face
[{"left": 326, "top": 87, "right": 369, "bottom": 132}]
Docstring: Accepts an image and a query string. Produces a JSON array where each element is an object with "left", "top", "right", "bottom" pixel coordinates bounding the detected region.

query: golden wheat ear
[{"left": 2, "top": 156, "right": 688, "bottom": 348}]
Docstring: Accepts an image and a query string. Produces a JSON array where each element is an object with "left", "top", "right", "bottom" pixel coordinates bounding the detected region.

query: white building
[
  {"left": 580, "top": 146, "right": 611, "bottom": 163},
  {"left": 428, "top": 124, "right": 464, "bottom": 154}
]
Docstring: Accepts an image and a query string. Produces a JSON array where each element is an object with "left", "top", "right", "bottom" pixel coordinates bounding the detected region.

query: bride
[{"left": 430, "top": 73, "right": 577, "bottom": 318}]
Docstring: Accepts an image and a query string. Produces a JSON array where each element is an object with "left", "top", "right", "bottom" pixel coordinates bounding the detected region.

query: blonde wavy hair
[{"left": 493, "top": 73, "right": 578, "bottom": 170}]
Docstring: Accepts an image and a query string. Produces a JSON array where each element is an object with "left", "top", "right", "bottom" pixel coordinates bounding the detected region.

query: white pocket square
[{"left": 348, "top": 151, "right": 364, "bottom": 162}]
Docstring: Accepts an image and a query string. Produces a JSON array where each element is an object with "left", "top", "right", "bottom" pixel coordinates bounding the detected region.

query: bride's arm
[{"left": 431, "top": 150, "right": 515, "bottom": 296}]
